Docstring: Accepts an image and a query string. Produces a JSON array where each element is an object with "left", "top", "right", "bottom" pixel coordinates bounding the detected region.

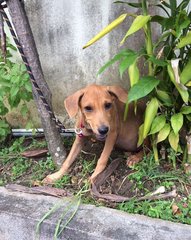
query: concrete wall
[{"left": 7, "top": 0, "right": 161, "bottom": 127}]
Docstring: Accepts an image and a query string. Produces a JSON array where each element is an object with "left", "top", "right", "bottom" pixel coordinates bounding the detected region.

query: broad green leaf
[
  {"left": 149, "top": 115, "right": 166, "bottom": 135},
  {"left": 180, "top": 59, "right": 191, "bottom": 84},
  {"left": 128, "top": 76, "right": 160, "bottom": 103},
  {"left": 170, "top": 0, "right": 177, "bottom": 7},
  {"left": 157, "top": 123, "right": 171, "bottom": 143},
  {"left": 168, "top": 130, "right": 179, "bottom": 152},
  {"left": 177, "top": 31, "right": 191, "bottom": 48},
  {"left": 156, "top": 90, "right": 172, "bottom": 106},
  {"left": 25, "top": 82, "right": 32, "bottom": 92},
  {"left": 10, "top": 64, "right": 20, "bottom": 76},
  {"left": 0, "top": 79, "right": 11, "bottom": 87},
  {"left": 119, "top": 54, "right": 138, "bottom": 78},
  {"left": 170, "top": 113, "right": 183, "bottom": 135},
  {"left": 177, "top": 0, "right": 190, "bottom": 10},
  {"left": 97, "top": 49, "right": 130, "bottom": 75},
  {"left": 186, "top": 114, "right": 191, "bottom": 121},
  {"left": 180, "top": 106, "right": 191, "bottom": 114},
  {"left": 120, "top": 15, "right": 151, "bottom": 45},
  {"left": 20, "top": 64, "right": 27, "bottom": 72},
  {"left": 10, "top": 86, "right": 19, "bottom": 98},
  {"left": 186, "top": 81, "right": 191, "bottom": 87},
  {"left": 13, "top": 76, "right": 21, "bottom": 84},
  {"left": 148, "top": 56, "right": 167, "bottom": 67},
  {"left": 176, "top": 18, "right": 190, "bottom": 38},
  {"left": 0, "top": 105, "right": 8, "bottom": 115},
  {"left": 0, "top": 119, "right": 9, "bottom": 128},
  {"left": 151, "top": 15, "right": 167, "bottom": 25},
  {"left": 128, "top": 59, "right": 139, "bottom": 86},
  {"left": 83, "top": 14, "right": 127, "bottom": 49},
  {"left": 143, "top": 98, "right": 159, "bottom": 139}
]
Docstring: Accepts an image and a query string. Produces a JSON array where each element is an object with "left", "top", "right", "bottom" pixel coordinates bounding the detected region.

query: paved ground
[{"left": 0, "top": 187, "right": 191, "bottom": 240}]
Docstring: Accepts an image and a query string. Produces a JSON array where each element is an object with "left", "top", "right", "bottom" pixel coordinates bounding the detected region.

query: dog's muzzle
[{"left": 96, "top": 125, "right": 109, "bottom": 141}]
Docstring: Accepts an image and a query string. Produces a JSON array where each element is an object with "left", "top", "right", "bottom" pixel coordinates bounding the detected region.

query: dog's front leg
[
  {"left": 91, "top": 131, "right": 117, "bottom": 181},
  {"left": 43, "top": 136, "right": 84, "bottom": 184}
]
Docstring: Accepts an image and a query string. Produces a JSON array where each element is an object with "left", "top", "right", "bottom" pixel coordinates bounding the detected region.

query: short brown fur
[{"left": 43, "top": 84, "right": 146, "bottom": 184}]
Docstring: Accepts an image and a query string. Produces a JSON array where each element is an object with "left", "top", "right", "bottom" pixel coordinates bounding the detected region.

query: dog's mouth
[{"left": 95, "top": 134, "right": 107, "bottom": 141}]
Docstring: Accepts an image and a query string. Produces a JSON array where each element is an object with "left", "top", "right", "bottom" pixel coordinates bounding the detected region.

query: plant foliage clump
[
  {"left": 83, "top": 0, "right": 191, "bottom": 164},
  {"left": 0, "top": 39, "right": 33, "bottom": 142}
]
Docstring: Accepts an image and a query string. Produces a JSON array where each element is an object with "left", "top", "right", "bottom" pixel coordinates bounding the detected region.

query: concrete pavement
[{"left": 0, "top": 187, "right": 191, "bottom": 240}]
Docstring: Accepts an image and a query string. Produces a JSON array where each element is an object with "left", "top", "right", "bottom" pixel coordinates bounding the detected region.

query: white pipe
[{"left": 11, "top": 128, "right": 74, "bottom": 137}]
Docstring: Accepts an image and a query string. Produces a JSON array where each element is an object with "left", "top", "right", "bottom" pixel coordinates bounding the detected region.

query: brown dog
[{"left": 43, "top": 84, "right": 145, "bottom": 184}]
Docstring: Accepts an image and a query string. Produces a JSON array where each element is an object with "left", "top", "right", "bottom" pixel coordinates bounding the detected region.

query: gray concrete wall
[{"left": 7, "top": 0, "right": 161, "bottom": 127}]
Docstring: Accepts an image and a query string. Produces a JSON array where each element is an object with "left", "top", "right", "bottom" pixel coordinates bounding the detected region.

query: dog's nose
[{"left": 98, "top": 125, "right": 109, "bottom": 135}]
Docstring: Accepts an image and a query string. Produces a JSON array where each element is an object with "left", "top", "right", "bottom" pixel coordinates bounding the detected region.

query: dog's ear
[
  {"left": 107, "top": 86, "right": 127, "bottom": 103},
  {"left": 64, "top": 89, "right": 84, "bottom": 118}
]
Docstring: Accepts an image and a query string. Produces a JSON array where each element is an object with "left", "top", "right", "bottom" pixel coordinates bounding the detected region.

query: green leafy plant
[
  {"left": 0, "top": 38, "right": 33, "bottom": 142},
  {"left": 83, "top": 0, "right": 191, "bottom": 165}
]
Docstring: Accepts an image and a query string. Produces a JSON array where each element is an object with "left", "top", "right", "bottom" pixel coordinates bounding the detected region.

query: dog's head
[{"left": 64, "top": 84, "right": 127, "bottom": 140}]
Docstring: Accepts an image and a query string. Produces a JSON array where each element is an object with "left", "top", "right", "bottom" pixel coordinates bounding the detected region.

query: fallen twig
[
  {"left": 137, "top": 189, "right": 177, "bottom": 202},
  {"left": 6, "top": 184, "right": 72, "bottom": 198}
]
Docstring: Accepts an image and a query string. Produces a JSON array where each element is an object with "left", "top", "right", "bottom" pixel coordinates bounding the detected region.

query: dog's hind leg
[
  {"left": 126, "top": 150, "right": 144, "bottom": 167},
  {"left": 126, "top": 138, "right": 150, "bottom": 167}
]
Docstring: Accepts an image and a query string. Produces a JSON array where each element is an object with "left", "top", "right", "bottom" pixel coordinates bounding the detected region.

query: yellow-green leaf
[
  {"left": 170, "top": 113, "right": 183, "bottom": 135},
  {"left": 156, "top": 90, "right": 172, "bottom": 106},
  {"left": 143, "top": 98, "right": 159, "bottom": 139},
  {"left": 149, "top": 115, "right": 166, "bottom": 135},
  {"left": 157, "top": 123, "right": 171, "bottom": 143},
  {"left": 168, "top": 130, "right": 179, "bottom": 152},
  {"left": 186, "top": 80, "right": 191, "bottom": 87},
  {"left": 128, "top": 59, "right": 139, "bottom": 86},
  {"left": 83, "top": 14, "right": 127, "bottom": 49},
  {"left": 180, "top": 59, "right": 191, "bottom": 84},
  {"left": 177, "top": 31, "right": 191, "bottom": 49},
  {"left": 137, "top": 123, "right": 144, "bottom": 147},
  {"left": 120, "top": 15, "right": 151, "bottom": 45},
  {"left": 180, "top": 106, "right": 191, "bottom": 115}
]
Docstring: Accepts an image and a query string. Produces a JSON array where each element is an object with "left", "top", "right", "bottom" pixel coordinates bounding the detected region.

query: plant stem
[
  {"left": 152, "top": 135, "right": 159, "bottom": 165},
  {"left": 141, "top": 0, "right": 153, "bottom": 76},
  {"left": 186, "top": 135, "right": 191, "bottom": 164}
]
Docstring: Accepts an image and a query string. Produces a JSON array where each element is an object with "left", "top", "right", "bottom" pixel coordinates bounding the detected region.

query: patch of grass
[
  {"left": 11, "top": 157, "right": 32, "bottom": 181},
  {"left": 81, "top": 157, "right": 96, "bottom": 176},
  {"left": 118, "top": 197, "right": 191, "bottom": 225},
  {"left": 0, "top": 137, "right": 55, "bottom": 185},
  {"left": 117, "top": 152, "right": 191, "bottom": 224},
  {"left": 54, "top": 175, "right": 71, "bottom": 188},
  {"left": 31, "top": 155, "right": 57, "bottom": 181}
]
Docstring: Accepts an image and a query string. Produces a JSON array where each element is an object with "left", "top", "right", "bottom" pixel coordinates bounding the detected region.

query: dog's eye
[
  {"left": 84, "top": 106, "right": 93, "bottom": 112},
  {"left": 104, "top": 102, "right": 112, "bottom": 110}
]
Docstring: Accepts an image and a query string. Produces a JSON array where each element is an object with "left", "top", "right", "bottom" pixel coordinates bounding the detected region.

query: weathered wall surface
[{"left": 7, "top": 0, "right": 161, "bottom": 127}]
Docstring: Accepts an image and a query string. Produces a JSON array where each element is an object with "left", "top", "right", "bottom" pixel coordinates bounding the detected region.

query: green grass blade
[
  {"left": 56, "top": 197, "right": 81, "bottom": 238},
  {"left": 35, "top": 200, "right": 63, "bottom": 240}
]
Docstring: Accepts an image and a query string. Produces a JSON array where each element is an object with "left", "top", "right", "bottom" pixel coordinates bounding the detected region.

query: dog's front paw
[{"left": 42, "top": 171, "right": 63, "bottom": 185}]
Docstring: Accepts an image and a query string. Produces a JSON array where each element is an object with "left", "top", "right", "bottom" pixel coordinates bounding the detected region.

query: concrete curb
[{"left": 0, "top": 187, "right": 191, "bottom": 240}]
